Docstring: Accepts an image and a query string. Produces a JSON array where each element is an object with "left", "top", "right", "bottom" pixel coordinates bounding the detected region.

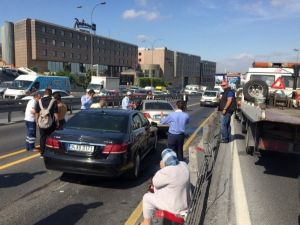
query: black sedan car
[{"left": 44, "top": 109, "right": 158, "bottom": 178}]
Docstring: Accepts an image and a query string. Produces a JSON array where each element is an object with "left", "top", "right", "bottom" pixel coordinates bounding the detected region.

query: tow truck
[{"left": 239, "top": 62, "right": 300, "bottom": 155}]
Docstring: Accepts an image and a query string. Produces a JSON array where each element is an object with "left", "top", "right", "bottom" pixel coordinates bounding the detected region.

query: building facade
[
  {"left": 138, "top": 47, "right": 202, "bottom": 87},
  {"left": 200, "top": 60, "right": 216, "bottom": 88},
  {"left": 2, "top": 18, "right": 138, "bottom": 76}
]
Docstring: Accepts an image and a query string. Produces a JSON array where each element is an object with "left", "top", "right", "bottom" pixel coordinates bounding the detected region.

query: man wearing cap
[
  {"left": 122, "top": 91, "right": 133, "bottom": 110},
  {"left": 219, "top": 80, "right": 237, "bottom": 143},
  {"left": 140, "top": 148, "right": 190, "bottom": 225},
  {"left": 81, "top": 89, "right": 95, "bottom": 110},
  {"left": 160, "top": 100, "right": 189, "bottom": 161}
]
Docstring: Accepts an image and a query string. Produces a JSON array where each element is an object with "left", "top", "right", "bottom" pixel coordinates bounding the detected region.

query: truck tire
[{"left": 243, "top": 79, "right": 268, "bottom": 102}]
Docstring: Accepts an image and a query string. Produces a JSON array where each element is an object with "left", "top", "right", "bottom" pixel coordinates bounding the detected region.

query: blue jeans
[
  {"left": 221, "top": 112, "right": 232, "bottom": 141},
  {"left": 25, "top": 121, "right": 37, "bottom": 151}
]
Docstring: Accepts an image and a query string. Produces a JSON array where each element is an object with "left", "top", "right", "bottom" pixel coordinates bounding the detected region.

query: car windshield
[
  {"left": 88, "top": 84, "right": 101, "bottom": 89},
  {"left": 10, "top": 80, "right": 32, "bottom": 90},
  {"left": 65, "top": 112, "right": 128, "bottom": 133},
  {"left": 145, "top": 102, "right": 173, "bottom": 110},
  {"left": 204, "top": 91, "right": 217, "bottom": 97}
]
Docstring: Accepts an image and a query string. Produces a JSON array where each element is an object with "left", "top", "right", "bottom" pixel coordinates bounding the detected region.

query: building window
[
  {"left": 97, "top": 39, "right": 100, "bottom": 44},
  {"left": 138, "top": 58, "right": 141, "bottom": 62},
  {"left": 60, "top": 52, "right": 65, "bottom": 58},
  {"left": 84, "top": 36, "right": 88, "bottom": 41},
  {"left": 41, "top": 38, "right": 46, "bottom": 44},
  {"left": 52, "top": 40, "right": 56, "bottom": 46},
  {"left": 41, "top": 26, "right": 46, "bottom": 32},
  {"left": 77, "top": 35, "right": 80, "bottom": 40},
  {"left": 85, "top": 55, "right": 88, "bottom": 60},
  {"left": 70, "top": 53, "right": 73, "bottom": 59},
  {"left": 77, "top": 54, "right": 81, "bottom": 59},
  {"left": 61, "top": 30, "right": 65, "bottom": 36},
  {"left": 42, "top": 49, "right": 47, "bottom": 56},
  {"left": 138, "top": 52, "right": 142, "bottom": 56},
  {"left": 78, "top": 44, "right": 81, "bottom": 49},
  {"left": 61, "top": 41, "right": 65, "bottom": 47},
  {"left": 51, "top": 28, "right": 55, "bottom": 34},
  {"left": 70, "top": 43, "right": 73, "bottom": 48}
]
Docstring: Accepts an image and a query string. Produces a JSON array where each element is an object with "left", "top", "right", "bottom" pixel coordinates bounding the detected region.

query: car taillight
[
  {"left": 103, "top": 144, "right": 128, "bottom": 154},
  {"left": 45, "top": 137, "right": 60, "bottom": 149},
  {"left": 143, "top": 113, "right": 151, "bottom": 119}
]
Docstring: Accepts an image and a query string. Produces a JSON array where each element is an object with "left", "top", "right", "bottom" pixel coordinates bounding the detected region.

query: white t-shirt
[
  {"left": 122, "top": 96, "right": 130, "bottom": 110},
  {"left": 24, "top": 99, "right": 37, "bottom": 122}
]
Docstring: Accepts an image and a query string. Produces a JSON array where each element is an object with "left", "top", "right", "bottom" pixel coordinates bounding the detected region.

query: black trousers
[
  {"left": 39, "top": 123, "right": 56, "bottom": 154},
  {"left": 167, "top": 133, "right": 185, "bottom": 161}
]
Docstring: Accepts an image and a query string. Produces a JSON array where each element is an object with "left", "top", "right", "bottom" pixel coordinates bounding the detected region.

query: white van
[{"left": 4, "top": 75, "right": 71, "bottom": 99}]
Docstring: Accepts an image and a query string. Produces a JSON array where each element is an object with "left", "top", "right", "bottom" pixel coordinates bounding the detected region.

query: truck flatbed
[{"left": 241, "top": 102, "right": 300, "bottom": 125}]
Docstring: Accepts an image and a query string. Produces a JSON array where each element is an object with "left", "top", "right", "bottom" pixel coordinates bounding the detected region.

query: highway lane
[
  {"left": 203, "top": 118, "right": 300, "bottom": 225},
  {"left": 0, "top": 97, "right": 215, "bottom": 225}
]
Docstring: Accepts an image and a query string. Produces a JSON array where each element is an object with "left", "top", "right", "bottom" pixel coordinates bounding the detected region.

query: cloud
[
  {"left": 122, "top": 9, "right": 159, "bottom": 21},
  {"left": 136, "top": 34, "right": 151, "bottom": 42},
  {"left": 216, "top": 51, "right": 296, "bottom": 73},
  {"left": 135, "top": 0, "right": 148, "bottom": 6}
]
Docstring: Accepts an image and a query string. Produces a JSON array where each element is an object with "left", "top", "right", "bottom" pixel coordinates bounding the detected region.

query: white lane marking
[{"left": 232, "top": 125, "right": 252, "bottom": 225}]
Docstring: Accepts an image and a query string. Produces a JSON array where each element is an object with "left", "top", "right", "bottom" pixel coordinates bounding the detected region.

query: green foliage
[{"left": 138, "top": 77, "right": 167, "bottom": 88}]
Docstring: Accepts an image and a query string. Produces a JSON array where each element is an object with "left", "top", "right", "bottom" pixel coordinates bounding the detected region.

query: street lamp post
[
  {"left": 90, "top": 2, "right": 106, "bottom": 73},
  {"left": 294, "top": 48, "right": 300, "bottom": 63}
]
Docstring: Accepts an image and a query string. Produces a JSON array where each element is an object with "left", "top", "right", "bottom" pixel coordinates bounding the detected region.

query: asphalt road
[
  {"left": 204, "top": 118, "right": 300, "bottom": 225},
  {"left": 0, "top": 97, "right": 215, "bottom": 225}
]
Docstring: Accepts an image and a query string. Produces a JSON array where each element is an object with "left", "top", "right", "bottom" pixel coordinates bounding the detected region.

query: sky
[{"left": 0, "top": 0, "right": 299, "bottom": 73}]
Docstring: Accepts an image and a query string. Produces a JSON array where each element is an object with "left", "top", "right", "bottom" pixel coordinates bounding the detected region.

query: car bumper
[
  {"left": 43, "top": 153, "right": 132, "bottom": 177},
  {"left": 200, "top": 101, "right": 219, "bottom": 106}
]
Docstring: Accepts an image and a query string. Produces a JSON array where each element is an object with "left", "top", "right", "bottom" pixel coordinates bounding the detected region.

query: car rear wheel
[{"left": 127, "top": 151, "right": 141, "bottom": 179}]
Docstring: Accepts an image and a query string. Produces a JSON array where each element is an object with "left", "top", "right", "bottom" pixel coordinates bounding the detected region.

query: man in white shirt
[
  {"left": 121, "top": 91, "right": 132, "bottom": 110},
  {"left": 24, "top": 92, "right": 41, "bottom": 152}
]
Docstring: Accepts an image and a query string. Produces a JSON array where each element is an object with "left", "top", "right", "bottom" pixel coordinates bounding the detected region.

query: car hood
[{"left": 51, "top": 128, "right": 128, "bottom": 145}]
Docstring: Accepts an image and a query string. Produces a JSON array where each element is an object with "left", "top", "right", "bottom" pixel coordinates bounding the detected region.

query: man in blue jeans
[{"left": 218, "top": 81, "right": 236, "bottom": 143}]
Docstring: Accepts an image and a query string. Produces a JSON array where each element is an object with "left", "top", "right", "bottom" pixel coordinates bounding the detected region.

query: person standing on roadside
[
  {"left": 81, "top": 89, "right": 95, "bottom": 110},
  {"left": 53, "top": 93, "right": 68, "bottom": 130},
  {"left": 24, "top": 92, "right": 41, "bottom": 152},
  {"left": 182, "top": 92, "right": 189, "bottom": 111},
  {"left": 218, "top": 80, "right": 236, "bottom": 143},
  {"left": 35, "top": 88, "right": 59, "bottom": 155},
  {"left": 121, "top": 91, "right": 133, "bottom": 110},
  {"left": 160, "top": 100, "right": 189, "bottom": 161}
]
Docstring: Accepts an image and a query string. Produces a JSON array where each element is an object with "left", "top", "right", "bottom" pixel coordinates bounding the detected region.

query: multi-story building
[
  {"left": 1, "top": 18, "right": 138, "bottom": 76},
  {"left": 200, "top": 60, "right": 216, "bottom": 88},
  {"left": 138, "top": 47, "right": 203, "bottom": 87}
]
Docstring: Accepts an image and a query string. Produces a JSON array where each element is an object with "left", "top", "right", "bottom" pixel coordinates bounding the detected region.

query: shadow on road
[
  {"left": 59, "top": 143, "right": 164, "bottom": 189},
  {"left": 0, "top": 171, "right": 46, "bottom": 188},
  {"left": 33, "top": 202, "right": 102, "bottom": 225},
  {"left": 255, "top": 152, "right": 300, "bottom": 179},
  {"left": 231, "top": 134, "right": 245, "bottom": 141}
]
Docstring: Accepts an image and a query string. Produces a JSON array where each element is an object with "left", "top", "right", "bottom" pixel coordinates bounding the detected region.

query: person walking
[
  {"left": 121, "top": 91, "right": 133, "bottom": 110},
  {"left": 53, "top": 93, "right": 68, "bottom": 130},
  {"left": 35, "top": 88, "right": 59, "bottom": 155},
  {"left": 140, "top": 148, "right": 190, "bottom": 225},
  {"left": 81, "top": 89, "right": 95, "bottom": 110},
  {"left": 182, "top": 92, "right": 189, "bottom": 111},
  {"left": 160, "top": 100, "right": 189, "bottom": 161},
  {"left": 24, "top": 92, "right": 41, "bottom": 152},
  {"left": 218, "top": 80, "right": 236, "bottom": 143}
]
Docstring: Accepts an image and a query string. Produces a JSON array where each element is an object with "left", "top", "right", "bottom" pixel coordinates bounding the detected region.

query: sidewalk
[{"left": 203, "top": 119, "right": 242, "bottom": 225}]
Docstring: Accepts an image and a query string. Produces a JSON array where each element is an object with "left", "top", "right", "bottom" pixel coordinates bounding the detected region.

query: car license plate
[{"left": 67, "top": 144, "right": 94, "bottom": 153}]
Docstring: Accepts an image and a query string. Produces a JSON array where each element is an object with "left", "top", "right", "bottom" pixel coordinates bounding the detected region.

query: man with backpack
[
  {"left": 218, "top": 81, "right": 237, "bottom": 143},
  {"left": 35, "top": 88, "right": 59, "bottom": 155}
]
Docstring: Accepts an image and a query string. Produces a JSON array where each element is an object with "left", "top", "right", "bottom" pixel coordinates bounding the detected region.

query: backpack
[{"left": 38, "top": 98, "right": 55, "bottom": 129}]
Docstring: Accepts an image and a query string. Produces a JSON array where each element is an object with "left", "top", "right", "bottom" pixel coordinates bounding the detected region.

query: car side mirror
[{"left": 150, "top": 122, "right": 157, "bottom": 127}]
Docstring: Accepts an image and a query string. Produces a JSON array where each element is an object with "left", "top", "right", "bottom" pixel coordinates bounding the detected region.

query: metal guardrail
[
  {"left": 185, "top": 111, "right": 221, "bottom": 225},
  {"left": 0, "top": 93, "right": 190, "bottom": 123}
]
